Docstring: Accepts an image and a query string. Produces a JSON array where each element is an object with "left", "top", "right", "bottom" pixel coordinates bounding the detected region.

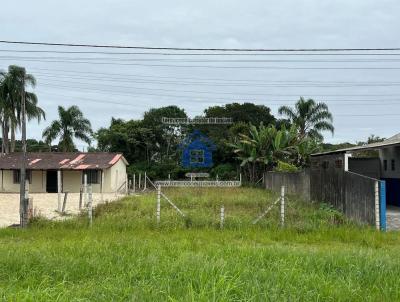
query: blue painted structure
[
  {"left": 180, "top": 130, "right": 216, "bottom": 168},
  {"left": 380, "top": 180, "right": 387, "bottom": 231},
  {"left": 381, "top": 178, "right": 400, "bottom": 207}
]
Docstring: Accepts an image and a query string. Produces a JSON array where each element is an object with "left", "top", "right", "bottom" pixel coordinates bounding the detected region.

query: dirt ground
[{"left": 0, "top": 193, "right": 124, "bottom": 228}]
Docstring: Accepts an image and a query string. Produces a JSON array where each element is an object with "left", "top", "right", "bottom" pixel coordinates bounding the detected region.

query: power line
[
  {"left": 39, "top": 92, "right": 146, "bottom": 109},
  {"left": 4, "top": 55, "right": 400, "bottom": 63},
  {"left": 38, "top": 82, "right": 400, "bottom": 105},
  {"left": 33, "top": 73, "right": 400, "bottom": 88},
  {"left": 1, "top": 40, "right": 400, "bottom": 52},
  {"left": 2, "top": 56, "right": 400, "bottom": 69},
  {"left": 29, "top": 67, "right": 400, "bottom": 86},
  {"left": 32, "top": 70, "right": 400, "bottom": 96},
  {"left": 37, "top": 77, "right": 400, "bottom": 97},
  {"left": 336, "top": 113, "right": 400, "bottom": 117},
  {"left": 39, "top": 92, "right": 400, "bottom": 107},
  {"left": 2, "top": 49, "right": 400, "bottom": 56},
  {"left": 36, "top": 92, "right": 400, "bottom": 118}
]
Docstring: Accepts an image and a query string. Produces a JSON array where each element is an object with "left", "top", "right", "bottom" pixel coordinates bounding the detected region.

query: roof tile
[{"left": 0, "top": 152, "right": 127, "bottom": 170}]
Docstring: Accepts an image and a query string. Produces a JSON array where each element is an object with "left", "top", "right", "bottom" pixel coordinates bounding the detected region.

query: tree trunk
[
  {"left": 2, "top": 121, "right": 10, "bottom": 154},
  {"left": 10, "top": 123, "right": 15, "bottom": 153},
  {"left": 20, "top": 77, "right": 28, "bottom": 228},
  {"left": 1, "top": 120, "right": 3, "bottom": 154}
]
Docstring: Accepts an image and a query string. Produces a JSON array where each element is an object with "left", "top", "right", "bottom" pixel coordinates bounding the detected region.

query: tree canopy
[
  {"left": 42, "top": 105, "right": 92, "bottom": 152},
  {"left": 0, "top": 65, "right": 45, "bottom": 153},
  {"left": 205, "top": 102, "right": 275, "bottom": 125},
  {"left": 278, "top": 97, "right": 334, "bottom": 141}
]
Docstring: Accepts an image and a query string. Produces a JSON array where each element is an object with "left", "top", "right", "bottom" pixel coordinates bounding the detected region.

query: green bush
[
  {"left": 127, "top": 161, "right": 186, "bottom": 180},
  {"left": 210, "top": 163, "right": 238, "bottom": 180},
  {"left": 274, "top": 160, "right": 299, "bottom": 172}
]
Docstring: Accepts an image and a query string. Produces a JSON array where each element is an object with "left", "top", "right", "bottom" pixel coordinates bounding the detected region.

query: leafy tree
[
  {"left": 0, "top": 65, "right": 45, "bottom": 153},
  {"left": 292, "top": 138, "right": 321, "bottom": 167},
  {"left": 204, "top": 102, "right": 275, "bottom": 125},
  {"left": 0, "top": 138, "right": 49, "bottom": 152},
  {"left": 42, "top": 105, "right": 92, "bottom": 152},
  {"left": 142, "top": 106, "right": 187, "bottom": 160},
  {"left": 229, "top": 123, "right": 298, "bottom": 182},
  {"left": 366, "top": 134, "right": 385, "bottom": 144},
  {"left": 196, "top": 103, "right": 276, "bottom": 167},
  {"left": 96, "top": 106, "right": 186, "bottom": 165},
  {"left": 278, "top": 97, "right": 334, "bottom": 141},
  {"left": 322, "top": 142, "right": 355, "bottom": 152},
  {"left": 96, "top": 118, "right": 154, "bottom": 164}
]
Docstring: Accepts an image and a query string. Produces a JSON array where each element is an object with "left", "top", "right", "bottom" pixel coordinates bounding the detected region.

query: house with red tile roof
[{"left": 0, "top": 152, "right": 128, "bottom": 193}]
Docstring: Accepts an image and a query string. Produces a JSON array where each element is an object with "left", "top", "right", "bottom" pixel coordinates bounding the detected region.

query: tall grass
[{"left": 0, "top": 187, "right": 399, "bottom": 301}]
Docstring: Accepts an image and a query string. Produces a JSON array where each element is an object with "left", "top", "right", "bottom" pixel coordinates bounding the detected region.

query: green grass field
[{"left": 1, "top": 187, "right": 400, "bottom": 301}]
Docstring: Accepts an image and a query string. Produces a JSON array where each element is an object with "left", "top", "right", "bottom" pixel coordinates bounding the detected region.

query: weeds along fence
[
  {"left": 134, "top": 178, "right": 332, "bottom": 229},
  {"left": 265, "top": 161, "right": 384, "bottom": 229},
  {"left": 94, "top": 185, "right": 344, "bottom": 231},
  {"left": 310, "top": 152, "right": 385, "bottom": 229},
  {"left": 311, "top": 170, "right": 381, "bottom": 226},
  {"left": 121, "top": 173, "right": 344, "bottom": 230},
  {"left": 264, "top": 170, "right": 310, "bottom": 201}
]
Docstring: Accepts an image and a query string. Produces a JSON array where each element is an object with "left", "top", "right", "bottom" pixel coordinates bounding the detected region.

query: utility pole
[{"left": 19, "top": 72, "right": 28, "bottom": 228}]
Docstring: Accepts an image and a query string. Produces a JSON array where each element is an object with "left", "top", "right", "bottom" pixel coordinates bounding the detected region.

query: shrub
[
  {"left": 210, "top": 163, "right": 237, "bottom": 180},
  {"left": 274, "top": 161, "right": 299, "bottom": 172}
]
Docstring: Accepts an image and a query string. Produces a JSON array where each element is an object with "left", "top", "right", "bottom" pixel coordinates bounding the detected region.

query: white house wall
[
  {"left": 0, "top": 170, "right": 46, "bottom": 193},
  {"left": 103, "top": 158, "right": 127, "bottom": 192},
  {"left": 0, "top": 158, "right": 127, "bottom": 193},
  {"left": 62, "top": 171, "right": 82, "bottom": 193}
]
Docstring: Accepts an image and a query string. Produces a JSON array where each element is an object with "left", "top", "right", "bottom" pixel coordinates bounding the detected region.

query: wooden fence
[
  {"left": 264, "top": 169, "right": 310, "bottom": 200},
  {"left": 343, "top": 172, "right": 377, "bottom": 225},
  {"left": 310, "top": 153, "right": 378, "bottom": 225},
  {"left": 263, "top": 153, "right": 383, "bottom": 226}
]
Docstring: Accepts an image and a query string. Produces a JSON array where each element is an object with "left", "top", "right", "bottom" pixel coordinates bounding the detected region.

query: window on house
[
  {"left": 335, "top": 160, "right": 343, "bottom": 168},
  {"left": 311, "top": 161, "right": 319, "bottom": 170},
  {"left": 83, "top": 170, "right": 100, "bottom": 184},
  {"left": 392, "top": 159, "right": 396, "bottom": 171},
  {"left": 13, "top": 170, "right": 32, "bottom": 184},
  {"left": 190, "top": 150, "right": 204, "bottom": 164},
  {"left": 384, "top": 160, "right": 388, "bottom": 171}
]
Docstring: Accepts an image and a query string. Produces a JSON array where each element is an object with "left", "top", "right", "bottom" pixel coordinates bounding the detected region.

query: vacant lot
[
  {"left": 0, "top": 193, "right": 121, "bottom": 227},
  {"left": 0, "top": 187, "right": 399, "bottom": 301}
]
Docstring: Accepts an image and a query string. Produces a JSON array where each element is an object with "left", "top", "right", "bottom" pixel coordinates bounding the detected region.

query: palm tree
[
  {"left": 278, "top": 97, "right": 334, "bottom": 141},
  {"left": 0, "top": 65, "right": 45, "bottom": 153},
  {"left": 42, "top": 105, "right": 93, "bottom": 152},
  {"left": 0, "top": 71, "right": 9, "bottom": 154}
]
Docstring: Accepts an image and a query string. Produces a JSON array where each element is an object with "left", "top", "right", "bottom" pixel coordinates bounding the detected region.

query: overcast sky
[{"left": 1, "top": 0, "right": 400, "bottom": 149}]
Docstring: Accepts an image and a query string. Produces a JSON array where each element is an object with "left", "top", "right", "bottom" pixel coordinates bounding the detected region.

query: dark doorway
[
  {"left": 383, "top": 178, "right": 400, "bottom": 207},
  {"left": 46, "top": 170, "right": 58, "bottom": 193}
]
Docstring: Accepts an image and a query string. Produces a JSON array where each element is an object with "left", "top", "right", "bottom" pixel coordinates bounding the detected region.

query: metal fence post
[
  {"left": 220, "top": 205, "right": 225, "bottom": 229},
  {"left": 57, "top": 170, "right": 62, "bottom": 212},
  {"left": 62, "top": 192, "right": 68, "bottom": 213},
  {"left": 88, "top": 185, "right": 93, "bottom": 227},
  {"left": 84, "top": 173, "right": 88, "bottom": 207},
  {"left": 125, "top": 173, "right": 128, "bottom": 194},
  {"left": 375, "top": 181, "right": 380, "bottom": 230},
  {"left": 79, "top": 187, "right": 83, "bottom": 210},
  {"left": 280, "top": 186, "right": 285, "bottom": 227},
  {"left": 380, "top": 180, "right": 387, "bottom": 231},
  {"left": 157, "top": 185, "right": 161, "bottom": 224}
]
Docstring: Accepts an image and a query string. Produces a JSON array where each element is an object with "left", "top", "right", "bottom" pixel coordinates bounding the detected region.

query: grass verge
[{"left": 0, "top": 187, "right": 399, "bottom": 301}]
